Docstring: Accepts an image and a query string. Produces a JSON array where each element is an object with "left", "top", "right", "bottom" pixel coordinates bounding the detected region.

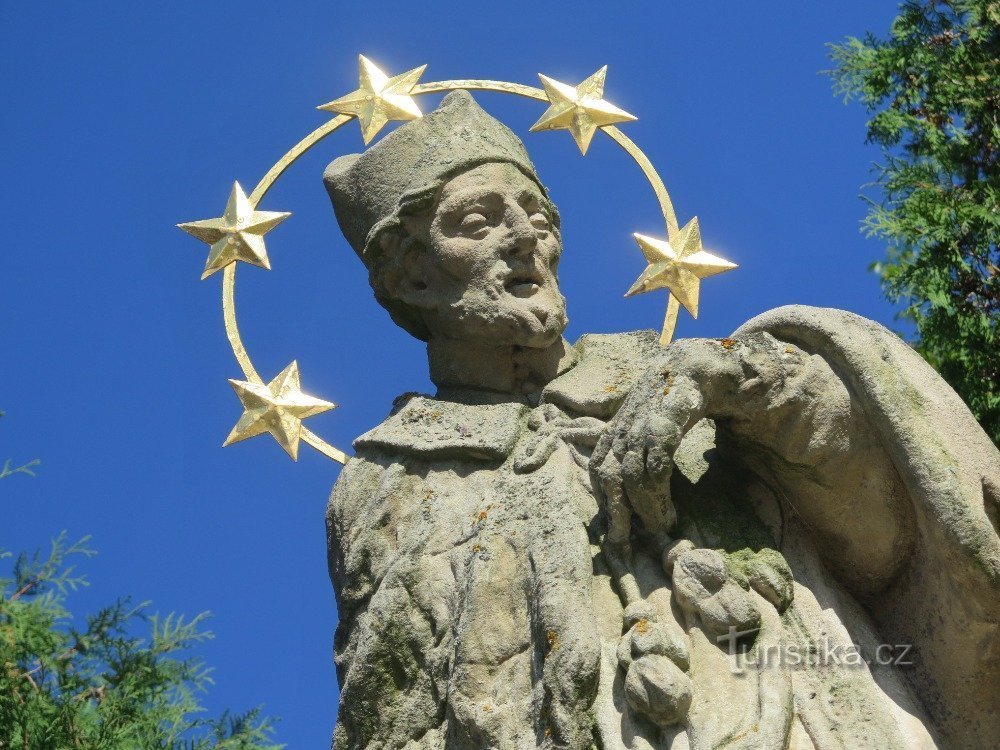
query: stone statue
[{"left": 322, "top": 91, "right": 1000, "bottom": 749}]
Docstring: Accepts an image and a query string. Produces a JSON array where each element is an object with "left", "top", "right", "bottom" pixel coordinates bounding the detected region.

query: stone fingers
[
  {"left": 590, "top": 428, "right": 612, "bottom": 471},
  {"left": 515, "top": 414, "right": 607, "bottom": 473},
  {"left": 617, "top": 401, "right": 678, "bottom": 542},
  {"left": 621, "top": 446, "right": 676, "bottom": 542},
  {"left": 593, "top": 449, "right": 630, "bottom": 546},
  {"left": 555, "top": 417, "right": 607, "bottom": 448},
  {"left": 512, "top": 434, "right": 560, "bottom": 474}
]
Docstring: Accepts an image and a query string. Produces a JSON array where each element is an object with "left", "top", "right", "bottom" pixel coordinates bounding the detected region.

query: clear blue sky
[{"left": 1, "top": 2, "right": 902, "bottom": 746}]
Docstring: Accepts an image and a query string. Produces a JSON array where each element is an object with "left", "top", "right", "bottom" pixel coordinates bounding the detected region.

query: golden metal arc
[{"left": 222, "top": 78, "right": 684, "bottom": 465}]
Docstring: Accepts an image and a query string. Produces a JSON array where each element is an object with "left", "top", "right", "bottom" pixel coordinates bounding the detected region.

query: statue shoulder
[
  {"left": 344, "top": 328, "right": 664, "bottom": 463},
  {"left": 543, "top": 330, "right": 662, "bottom": 419},
  {"left": 353, "top": 393, "right": 528, "bottom": 462}
]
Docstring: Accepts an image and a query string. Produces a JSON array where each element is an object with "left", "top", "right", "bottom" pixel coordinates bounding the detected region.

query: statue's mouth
[{"left": 504, "top": 271, "right": 543, "bottom": 298}]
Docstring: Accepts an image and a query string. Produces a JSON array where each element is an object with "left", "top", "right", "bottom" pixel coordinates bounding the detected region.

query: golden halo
[{"left": 178, "top": 56, "right": 737, "bottom": 465}]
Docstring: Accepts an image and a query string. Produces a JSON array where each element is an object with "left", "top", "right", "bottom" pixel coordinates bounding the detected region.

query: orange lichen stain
[
  {"left": 662, "top": 387, "right": 672, "bottom": 396},
  {"left": 730, "top": 724, "right": 760, "bottom": 742},
  {"left": 785, "top": 345, "right": 795, "bottom": 354},
  {"left": 546, "top": 630, "right": 560, "bottom": 655},
  {"left": 482, "top": 704, "right": 492, "bottom": 713},
  {"left": 602, "top": 384, "right": 619, "bottom": 393},
  {"left": 720, "top": 338, "right": 737, "bottom": 349},
  {"left": 472, "top": 544, "right": 483, "bottom": 553},
  {"left": 544, "top": 725, "right": 552, "bottom": 738},
  {"left": 474, "top": 504, "right": 496, "bottom": 523},
  {"left": 635, "top": 618, "right": 651, "bottom": 635}
]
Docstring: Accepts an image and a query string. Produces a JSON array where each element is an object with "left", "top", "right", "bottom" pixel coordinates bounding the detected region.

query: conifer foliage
[
  {"left": 830, "top": 1, "right": 1000, "bottom": 443},
  {"left": 1, "top": 460, "right": 281, "bottom": 748}
]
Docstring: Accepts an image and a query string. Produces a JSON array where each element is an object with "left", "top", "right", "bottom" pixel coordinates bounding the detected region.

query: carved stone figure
[{"left": 322, "top": 91, "right": 1000, "bottom": 749}]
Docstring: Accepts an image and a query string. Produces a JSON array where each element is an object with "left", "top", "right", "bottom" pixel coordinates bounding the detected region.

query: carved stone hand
[{"left": 513, "top": 403, "right": 606, "bottom": 474}]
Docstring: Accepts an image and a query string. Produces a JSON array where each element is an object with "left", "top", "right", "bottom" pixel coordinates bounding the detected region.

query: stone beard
[{"left": 322, "top": 92, "right": 1000, "bottom": 749}]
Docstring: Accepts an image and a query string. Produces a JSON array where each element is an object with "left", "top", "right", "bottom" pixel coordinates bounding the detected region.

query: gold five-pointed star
[
  {"left": 224, "top": 361, "right": 336, "bottom": 461},
  {"left": 178, "top": 182, "right": 290, "bottom": 280},
  {"left": 529, "top": 66, "right": 637, "bottom": 155},
  {"left": 318, "top": 54, "right": 426, "bottom": 144},
  {"left": 626, "top": 217, "right": 737, "bottom": 318}
]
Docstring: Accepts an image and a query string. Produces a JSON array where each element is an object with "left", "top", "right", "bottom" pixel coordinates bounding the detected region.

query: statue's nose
[{"left": 505, "top": 206, "right": 537, "bottom": 257}]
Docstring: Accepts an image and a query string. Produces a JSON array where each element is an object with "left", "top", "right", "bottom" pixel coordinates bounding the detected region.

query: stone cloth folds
[
  {"left": 326, "top": 331, "right": 662, "bottom": 749},
  {"left": 326, "top": 308, "right": 1000, "bottom": 749},
  {"left": 735, "top": 305, "right": 1000, "bottom": 747}
]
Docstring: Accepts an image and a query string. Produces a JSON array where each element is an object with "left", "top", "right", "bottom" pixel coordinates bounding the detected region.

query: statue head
[{"left": 323, "top": 91, "right": 568, "bottom": 349}]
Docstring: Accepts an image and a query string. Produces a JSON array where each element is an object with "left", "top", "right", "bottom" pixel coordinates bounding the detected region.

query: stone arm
[
  {"left": 591, "top": 331, "right": 913, "bottom": 590},
  {"left": 592, "top": 306, "right": 1000, "bottom": 747}
]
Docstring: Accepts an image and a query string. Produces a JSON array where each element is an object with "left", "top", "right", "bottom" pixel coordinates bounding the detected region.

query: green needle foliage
[
  {"left": 0, "top": 459, "right": 40, "bottom": 482},
  {"left": 830, "top": 0, "right": 1000, "bottom": 443},
  {"left": 0, "top": 412, "right": 39, "bottom": 481},
  {"left": 0, "top": 533, "right": 283, "bottom": 749}
]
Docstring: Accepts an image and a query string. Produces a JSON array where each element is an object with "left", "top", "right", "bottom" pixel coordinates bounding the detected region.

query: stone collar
[{"left": 354, "top": 330, "right": 659, "bottom": 462}]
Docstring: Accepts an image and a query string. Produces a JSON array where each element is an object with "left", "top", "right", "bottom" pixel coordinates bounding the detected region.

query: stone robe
[{"left": 326, "top": 306, "right": 1000, "bottom": 750}]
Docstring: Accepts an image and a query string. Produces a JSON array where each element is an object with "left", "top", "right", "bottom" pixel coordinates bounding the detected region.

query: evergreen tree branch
[{"left": 829, "top": 0, "right": 1000, "bottom": 443}]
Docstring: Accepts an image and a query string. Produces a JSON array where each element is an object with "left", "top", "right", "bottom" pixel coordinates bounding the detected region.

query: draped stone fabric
[{"left": 326, "top": 311, "right": 1000, "bottom": 749}]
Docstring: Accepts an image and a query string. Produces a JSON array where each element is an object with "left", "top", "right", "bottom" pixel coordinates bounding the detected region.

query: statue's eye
[
  {"left": 458, "top": 212, "right": 489, "bottom": 235},
  {"left": 530, "top": 212, "right": 551, "bottom": 232}
]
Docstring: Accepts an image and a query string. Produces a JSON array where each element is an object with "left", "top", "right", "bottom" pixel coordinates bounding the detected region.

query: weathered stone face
[
  {"left": 395, "top": 162, "right": 567, "bottom": 348},
  {"left": 324, "top": 91, "right": 562, "bottom": 345}
]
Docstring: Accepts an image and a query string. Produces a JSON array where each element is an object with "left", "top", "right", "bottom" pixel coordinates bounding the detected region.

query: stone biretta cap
[{"left": 324, "top": 90, "right": 544, "bottom": 260}]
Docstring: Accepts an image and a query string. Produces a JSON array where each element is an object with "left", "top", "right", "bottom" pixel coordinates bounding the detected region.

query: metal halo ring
[{"left": 219, "top": 78, "right": 683, "bottom": 465}]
